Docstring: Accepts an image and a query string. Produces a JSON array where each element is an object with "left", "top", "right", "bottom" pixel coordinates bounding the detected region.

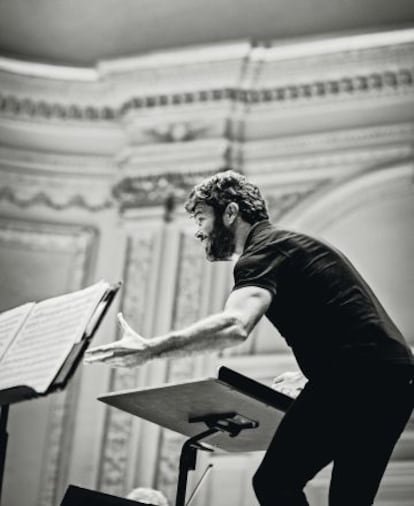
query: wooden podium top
[{"left": 99, "top": 367, "right": 293, "bottom": 452}]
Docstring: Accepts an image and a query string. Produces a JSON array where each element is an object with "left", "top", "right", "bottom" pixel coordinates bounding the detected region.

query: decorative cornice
[
  {"left": 244, "top": 67, "right": 414, "bottom": 105},
  {"left": 0, "top": 56, "right": 99, "bottom": 81},
  {"left": 2, "top": 65, "right": 411, "bottom": 121},
  {"left": 0, "top": 157, "right": 115, "bottom": 212},
  {"left": 243, "top": 123, "right": 414, "bottom": 158},
  {"left": 0, "top": 186, "right": 113, "bottom": 211},
  {"left": 112, "top": 169, "right": 218, "bottom": 211},
  {"left": 0, "top": 34, "right": 413, "bottom": 122},
  {"left": 0, "top": 93, "right": 116, "bottom": 121}
]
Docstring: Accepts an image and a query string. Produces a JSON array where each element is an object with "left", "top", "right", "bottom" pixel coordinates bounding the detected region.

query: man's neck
[{"left": 234, "top": 219, "right": 254, "bottom": 255}]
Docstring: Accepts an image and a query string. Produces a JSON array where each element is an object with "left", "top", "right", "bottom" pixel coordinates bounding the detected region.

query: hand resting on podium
[{"left": 271, "top": 371, "right": 307, "bottom": 399}]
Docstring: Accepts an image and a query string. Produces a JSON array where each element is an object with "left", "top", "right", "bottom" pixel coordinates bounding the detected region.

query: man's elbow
[{"left": 225, "top": 314, "right": 249, "bottom": 343}]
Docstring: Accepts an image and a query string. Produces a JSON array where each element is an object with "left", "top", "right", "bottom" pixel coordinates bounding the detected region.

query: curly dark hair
[{"left": 184, "top": 170, "right": 269, "bottom": 224}]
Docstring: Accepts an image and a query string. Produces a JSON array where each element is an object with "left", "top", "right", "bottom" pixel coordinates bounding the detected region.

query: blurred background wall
[{"left": 0, "top": 2, "right": 413, "bottom": 505}]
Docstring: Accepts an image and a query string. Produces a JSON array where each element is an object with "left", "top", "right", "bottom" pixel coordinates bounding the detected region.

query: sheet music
[
  {"left": 0, "top": 303, "right": 34, "bottom": 361},
  {"left": 0, "top": 281, "right": 109, "bottom": 393}
]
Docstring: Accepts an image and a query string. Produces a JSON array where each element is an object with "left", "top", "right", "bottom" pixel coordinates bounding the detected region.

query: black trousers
[{"left": 252, "top": 365, "right": 414, "bottom": 506}]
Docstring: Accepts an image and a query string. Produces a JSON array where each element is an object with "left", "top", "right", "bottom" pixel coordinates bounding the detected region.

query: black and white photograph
[{"left": 0, "top": 1, "right": 414, "bottom": 505}]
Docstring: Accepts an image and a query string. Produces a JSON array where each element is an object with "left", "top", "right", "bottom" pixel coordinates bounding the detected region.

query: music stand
[
  {"left": 99, "top": 366, "right": 293, "bottom": 506},
  {"left": 0, "top": 284, "right": 120, "bottom": 504}
]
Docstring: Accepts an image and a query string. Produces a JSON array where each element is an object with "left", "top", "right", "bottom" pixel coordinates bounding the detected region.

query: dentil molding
[{"left": 0, "top": 31, "right": 413, "bottom": 122}]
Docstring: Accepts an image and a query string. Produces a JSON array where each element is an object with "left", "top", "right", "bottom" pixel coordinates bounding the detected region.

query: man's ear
[{"left": 223, "top": 202, "right": 239, "bottom": 225}]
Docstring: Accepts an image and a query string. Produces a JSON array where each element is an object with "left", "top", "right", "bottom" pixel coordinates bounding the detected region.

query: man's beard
[{"left": 204, "top": 216, "right": 236, "bottom": 261}]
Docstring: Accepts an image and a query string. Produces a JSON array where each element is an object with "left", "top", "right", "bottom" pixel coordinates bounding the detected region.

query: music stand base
[{"left": 175, "top": 412, "right": 259, "bottom": 506}]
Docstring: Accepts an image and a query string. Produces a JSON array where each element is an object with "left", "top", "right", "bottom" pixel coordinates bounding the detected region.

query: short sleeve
[{"left": 232, "top": 246, "right": 288, "bottom": 297}]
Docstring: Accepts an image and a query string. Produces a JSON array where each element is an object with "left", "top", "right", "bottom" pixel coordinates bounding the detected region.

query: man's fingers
[
  {"left": 117, "top": 312, "right": 135, "bottom": 333},
  {"left": 85, "top": 342, "right": 118, "bottom": 355},
  {"left": 117, "top": 312, "right": 126, "bottom": 328},
  {"left": 109, "top": 357, "right": 138, "bottom": 368},
  {"left": 85, "top": 354, "right": 139, "bottom": 368},
  {"left": 84, "top": 351, "right": 114, "bottom": 363},
  {"left": 272, "top": 374, "right": 289, "bottom": 384}
]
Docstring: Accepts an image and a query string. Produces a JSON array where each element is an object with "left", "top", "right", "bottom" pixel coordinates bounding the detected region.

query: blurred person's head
[{"left": 126, "top": 487, "right": 169, "bottom": 506}]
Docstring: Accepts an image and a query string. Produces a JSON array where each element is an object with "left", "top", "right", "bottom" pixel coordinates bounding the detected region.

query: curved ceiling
[{"left": 0, "top": 0, "right": 414, "bottom": 66}]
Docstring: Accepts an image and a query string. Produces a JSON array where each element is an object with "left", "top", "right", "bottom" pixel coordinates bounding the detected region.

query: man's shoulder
[
  {"left": 245, "top": 224, "right": 313, "bottom": 254},
  {"left": 235, "top": 225, "right": 293, "bottom": 272},
  {"left": 241, "top": 226, "right": 344, "bottom": 271}
]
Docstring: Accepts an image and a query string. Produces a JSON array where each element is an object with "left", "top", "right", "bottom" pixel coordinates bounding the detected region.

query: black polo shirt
[{"left": 233, "top": 220, "right": 414, "bottom": 379}]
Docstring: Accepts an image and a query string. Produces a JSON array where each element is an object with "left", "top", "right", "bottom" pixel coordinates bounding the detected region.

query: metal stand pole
[
  {"left": 175, "top": 427, "right": 217, "bottom": 506},
  {"left": 0, "top": 405, "right": 10, "bottom": 506}
]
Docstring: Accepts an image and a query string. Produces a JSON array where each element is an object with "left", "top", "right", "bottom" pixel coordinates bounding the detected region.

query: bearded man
[{"left": 86, "top": 170, "right": 414, "bottom": 506}]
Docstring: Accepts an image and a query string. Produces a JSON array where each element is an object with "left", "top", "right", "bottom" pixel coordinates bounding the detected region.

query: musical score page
[
  {"left": 0, "top": 303, "right": 34, "bottom": 361},
  {"left": 0, "top": 281, "right": 110, "bottom": 393}
]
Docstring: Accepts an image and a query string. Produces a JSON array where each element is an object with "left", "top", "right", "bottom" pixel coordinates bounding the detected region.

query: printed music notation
[{"left": 0, "top": 281, "right": 112, "bottom": 393}]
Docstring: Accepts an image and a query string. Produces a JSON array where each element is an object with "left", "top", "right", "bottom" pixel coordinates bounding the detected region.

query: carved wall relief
[
  {"left": 0, "top": 151, "right": 114, "bottom": 213},
  {"left": 154, "top": 230, "right": 206, "bottom": 503},
  {"left": 0, "top": 219, "right": 97, "bottom": 506},
  {"left": 112, "top": 170, "right": 217, "bottom": 213},
  {"left": 98, "top": 232, "right": 156, "bottom": 496}
]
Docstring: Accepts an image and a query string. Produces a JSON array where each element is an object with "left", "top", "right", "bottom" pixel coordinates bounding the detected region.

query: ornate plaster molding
[
  {"left": 0, "top": 219, "right": 96, "bottom": 264},
  {"left": 112, "top": 121, "right": 414, "bottom": 214},
  {"left": 155, "top": 231, "right": 206, "bottom": 503},
  {"left": 0, "top": 62, "right": 412, "bottom": 121},
  {"left": 0, "top": 32, "right": 413, "bottom": 214},
  {"left": 244, "top": 144, "right": 414, "bottom": 178},
  {"left": 0, "top": 56, "right": 99, "bottom": 81},
  {"left": 3, "top": 63, "right": 407, "bottom": 122},
  {"left": 0, "top": 186, "right": 113, "bottom": 211},
  {"left": 98, "top": 233, "right": 156, "bottom": 496},
  {"left": 0, "top": 169, "right": 114, "bottom": 212},
  {"left": 0, "top": 93, "right": 116, "bottom": 121},
  {"left": 241, "top": 67, "right": 414, "bottom": 108},
  {"left": 0, "top": 146, "right": 115, "bottom": 211},
  {"left": 0, "top": 32, "right": 412, "bottom": 121},
  {"left": 243, "top": 123, "right": 414, "bottom": 159},
  {"left": 142, "top": 121, "right": 212, "bottom": 144},
  {"left": 112, "top": 168, "right": 219, "bottom": 211}
]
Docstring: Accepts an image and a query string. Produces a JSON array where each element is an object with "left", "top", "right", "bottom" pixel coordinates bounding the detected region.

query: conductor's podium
[{"left": 98, "top": 367, "right": 294, "bottom": 506}]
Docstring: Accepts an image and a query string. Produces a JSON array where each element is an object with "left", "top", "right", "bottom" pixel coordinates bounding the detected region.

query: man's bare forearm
[
  {"left": 84, "top": 285, "right": 270, "bottom": 368},
  {"left": 146, "top": 311, "right": 247, "bottom": 360}
]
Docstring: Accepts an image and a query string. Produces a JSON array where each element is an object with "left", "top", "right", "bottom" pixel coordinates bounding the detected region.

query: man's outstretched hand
[{"left": 84, "top": 313, "right": 152, "bottom": 368}]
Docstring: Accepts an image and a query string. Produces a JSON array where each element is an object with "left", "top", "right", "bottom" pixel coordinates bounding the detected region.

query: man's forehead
[{"left": 194, "top": 203, "right": 212, "bottom": 216}]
